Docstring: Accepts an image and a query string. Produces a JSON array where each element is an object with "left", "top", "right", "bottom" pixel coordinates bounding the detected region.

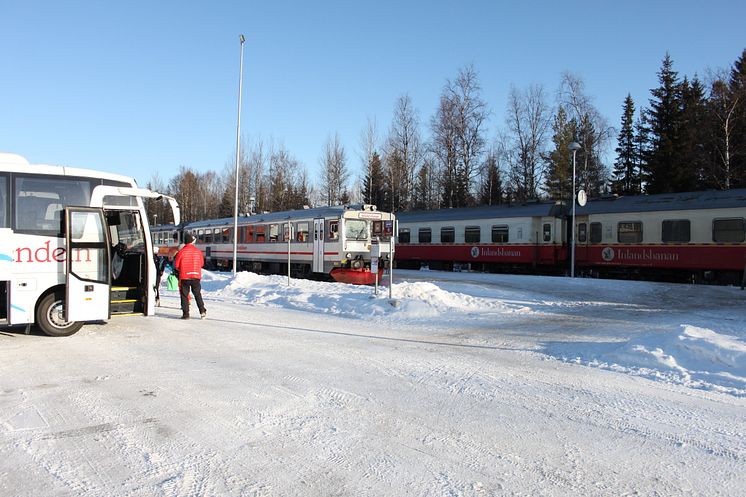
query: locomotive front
[{"left": 332, "top": 205, "right": 396, "bottom": 285}]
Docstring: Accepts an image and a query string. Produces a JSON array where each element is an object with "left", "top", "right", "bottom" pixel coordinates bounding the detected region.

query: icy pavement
[{"left": 0, "top": 270, "right": 744, "bottom": 496}]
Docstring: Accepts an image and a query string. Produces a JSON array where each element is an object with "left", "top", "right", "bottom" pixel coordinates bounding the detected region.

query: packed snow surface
[{"left": 1, "top": 269, "right": 744, "bottom": 496}]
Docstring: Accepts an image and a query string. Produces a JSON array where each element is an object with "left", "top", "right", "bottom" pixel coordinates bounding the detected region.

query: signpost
[{"left": 371, "top": 238, "right": 380, "bottom": 295}]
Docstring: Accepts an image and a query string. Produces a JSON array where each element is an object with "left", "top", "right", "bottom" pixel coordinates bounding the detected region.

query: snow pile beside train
[{"left": 199, "top": 270, "right": 526, "bottom": 321}]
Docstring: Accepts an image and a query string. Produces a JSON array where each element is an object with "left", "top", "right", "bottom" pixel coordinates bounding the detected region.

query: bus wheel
[{"left": 36, "top": 292, "right": 84, "bottom": 337}]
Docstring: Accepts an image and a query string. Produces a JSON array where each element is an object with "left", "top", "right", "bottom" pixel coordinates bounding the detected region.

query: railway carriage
[
  {"left": 169, "top": 204, "right": 395, "bottom": 285},
  {"left": 395, "top": 189, "right": 746, "bottom": 283},
  {"left": 150, "top": 223, "right": 182, "bottom": 258},
  {"left": 395, "top": 201, "right": 567, "bottom": 273},
  {"left": 572, "top": 189, "right": 746, "bottom": 282}
]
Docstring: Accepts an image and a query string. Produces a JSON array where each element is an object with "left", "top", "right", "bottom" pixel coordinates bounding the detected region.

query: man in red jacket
[{"left": 174, "top": 232, "right": 207, "bottom": 319}]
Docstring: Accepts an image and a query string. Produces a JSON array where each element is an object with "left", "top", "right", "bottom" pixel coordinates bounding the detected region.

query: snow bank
[
  {"left": 598, "top": 325, "right": 746, "bottom": 395},
  {"left": 198, "top": 270, "right": 527, "bottom": 322}
]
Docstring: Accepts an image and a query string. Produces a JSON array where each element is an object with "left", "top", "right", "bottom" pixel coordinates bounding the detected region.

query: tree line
[{"left": 146, "top": 49, "right": 746, "bottom": 225}]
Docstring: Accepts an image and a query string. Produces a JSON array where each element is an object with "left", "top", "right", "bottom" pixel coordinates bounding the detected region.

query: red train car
[
  {"left": 395, "top": 201, "right": 567, "bottom": 273},
  {"left": 395, "top": 189, "right": 746, "bottom": 284},
  {"left": 573, "top": 189, "right": 746, "bottom": 282}
]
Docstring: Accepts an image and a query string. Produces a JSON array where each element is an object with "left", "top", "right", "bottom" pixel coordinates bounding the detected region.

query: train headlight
[
  {"left": 352, "top": 259, "right": 363, "bottom": 269},
  {"left": 346, "top": 252, "right": 352, "bottom": 259}
]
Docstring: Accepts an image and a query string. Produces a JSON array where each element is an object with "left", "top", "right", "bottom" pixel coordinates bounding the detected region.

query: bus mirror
[{"left": 166, "top": 197, "right": 181, "bottom": 226}]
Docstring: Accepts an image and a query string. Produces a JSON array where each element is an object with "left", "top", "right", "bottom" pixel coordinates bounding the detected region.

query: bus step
[
  {"left": 110, "top": 301, "right": 143, "bottom": 314},
  {"left": 110, "top": 287, "right": 140, "bottom": 300}
]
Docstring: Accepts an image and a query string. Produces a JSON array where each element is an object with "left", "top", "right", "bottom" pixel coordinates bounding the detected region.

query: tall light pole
[
  {"left": 569, "top": 141, "right": 582, "bottom": 278},
  {"left": 232, "top": 34, "right": 245, "bottom": 276}
]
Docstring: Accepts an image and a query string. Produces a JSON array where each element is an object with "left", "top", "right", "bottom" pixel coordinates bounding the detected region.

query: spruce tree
[
  {"left": 543, "top": 106, "right": 576, "bottom": 201},
  {"left": 612, "top": 94, "right": 639, "bottom": 195},
  {"left": 479, "top": 151, "right": 504, "bottom": 206},
  {"left": 362, "top": 151, "right": 387, "bottom": 210},
  {"left": 644, "top": 53, "right": 685, "bottom": 193},
  {"left": 633, "top": 116, "right": 649, "bottom": 193},
  {"left": 577, "top": 115, "right": 606, "bottom": 196},
  {"left": 679, "top": 76, "right": 710, "bottom": 191},
  {"left": 730, "top": 49, "right": 746, "bottom": 187}
]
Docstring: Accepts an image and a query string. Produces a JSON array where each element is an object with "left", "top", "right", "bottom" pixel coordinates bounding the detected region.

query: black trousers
[{"left": 179, "top": 279, "right": 206, "bottom": 317}]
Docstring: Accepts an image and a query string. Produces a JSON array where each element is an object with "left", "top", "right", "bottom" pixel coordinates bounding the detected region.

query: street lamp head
[
  {"left": 569, "top": 141, "right": 582, "bottom": 152},
  {"left": 239, "top": 34, "right": 245, "bottom": 44}
]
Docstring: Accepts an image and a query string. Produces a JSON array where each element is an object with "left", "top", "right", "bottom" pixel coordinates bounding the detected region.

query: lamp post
[
  {"left": 232, "top": 34, "right": 245, "bottom": 276},
  {"left": 569, "top": 141, "right": 582, "bottom": 278}
]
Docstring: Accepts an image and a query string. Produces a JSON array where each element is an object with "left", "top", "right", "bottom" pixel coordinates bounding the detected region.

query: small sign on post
[{"left": 371, "top": 238, "right": 380, "bottom": 295}]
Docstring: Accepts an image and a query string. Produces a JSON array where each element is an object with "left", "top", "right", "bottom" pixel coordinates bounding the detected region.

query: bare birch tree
[
  {"left": 385, "top": 94, "right": 421, "bottom": 212},
  {"left": 558, "top": 72, "right": 612, "bottom": 195},
  {"left": 320, "top": 133, "right": 349, "bottom": 206},
  {"left": 449, "top": 65, "right": 489, "bottom": 206},
  {"left": 505, "top": 84, "right": 552, "bottom": 201}
]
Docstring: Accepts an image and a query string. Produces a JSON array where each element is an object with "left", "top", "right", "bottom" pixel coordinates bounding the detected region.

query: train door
[
  {"left": 65, "top": 207, "right": 111, "bottom": 322},
  {"left": 313, "top": 218, "right": 324, "bottom": 273}
]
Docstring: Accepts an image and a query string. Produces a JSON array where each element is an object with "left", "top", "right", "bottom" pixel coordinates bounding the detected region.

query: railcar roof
[
  {"left": 576, "top": 189, "right": 746, "bottom": 215},
  {"left": 396, "top": 201, "right": 564, "bottom": 223},
  {"left": 184, "top": 205, "right": 355, "bottom": 229}
]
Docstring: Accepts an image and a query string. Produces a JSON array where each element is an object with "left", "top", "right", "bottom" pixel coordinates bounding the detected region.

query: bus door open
[
  {"left": 313, "top": 218, "right": 324, "bottom": 273},
  {"left": 65, "top": 207, "right": 111, "bottom": 322}
]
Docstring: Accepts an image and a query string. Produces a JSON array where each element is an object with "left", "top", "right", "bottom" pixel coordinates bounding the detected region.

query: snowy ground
[{"left": 1, "top": 269, "right": 744, "bottom": 496}]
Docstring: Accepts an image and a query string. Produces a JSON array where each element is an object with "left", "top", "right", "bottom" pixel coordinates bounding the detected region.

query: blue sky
[{"left": 2, "top": 0, "right": 744, "bottom": 189}]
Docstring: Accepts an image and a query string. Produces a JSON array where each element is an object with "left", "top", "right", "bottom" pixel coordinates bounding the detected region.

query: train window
[
  {"left": 398, "top": 228, "right": 410, "bottom": 243},
  {"left": 246, "top": 225, "right": 255, "bottom": 242},
  {"left": 204, "top": 230, "right": 212, "bottom": 243},
  {"left": 589, "top": 223, "right": 602, "bottom": 243},
  {"left": 297, "top": 222, "right": 309, "bottom": 242},
  {"left": 172, "top": 231, "right": 178, "bottom": 243},
  {"left": 372, "top": 221, "right": 383, "bottom": 236},
  {"left": 713, "top": 218, "right": 745, "bottom": 243},
  {"left": 464, "top": 226, "right": 480, "bottom": 243},
  {"left": 418, "top": 228, "right": 431, "bottom": 244},
  {"left": 327, "top": 220, "right": 339, "bottom": 241},
  {"left": 256, "top": 225, "right": 266, "bottom": 242},
  {"left": 345, "top": 219, "right": 368, "bottom": 240},
  {"left": 542, "top": 223, "right": 551, "bottom": 242},
  {"left": 197, "top": 229, "right": 205, "bottom": 243},
  {"left": 491, "top": 225, "right": 508, "bottom": 243},
  {"left": 441, "top": 227, "right": 455, "bottom": 243},
  {"left": 578, "top": 223, "right": 587, "bottom": 243},
  {"left": 618, "top": 221, "right": 642, "bottom": 243},
  {"left": 283, "top": 224, "right": 291, "bottom": 242},
  {"left": 662, "top": 220, "right": 691, "bottom": 243},
  {"left": 269, "top": 224, "right": 279, "bottom": 242}
]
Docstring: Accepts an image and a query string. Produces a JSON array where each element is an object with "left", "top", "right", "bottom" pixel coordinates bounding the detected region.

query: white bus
[{"left": 0, "top": 153, "right": 179, "bottom": 336}]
